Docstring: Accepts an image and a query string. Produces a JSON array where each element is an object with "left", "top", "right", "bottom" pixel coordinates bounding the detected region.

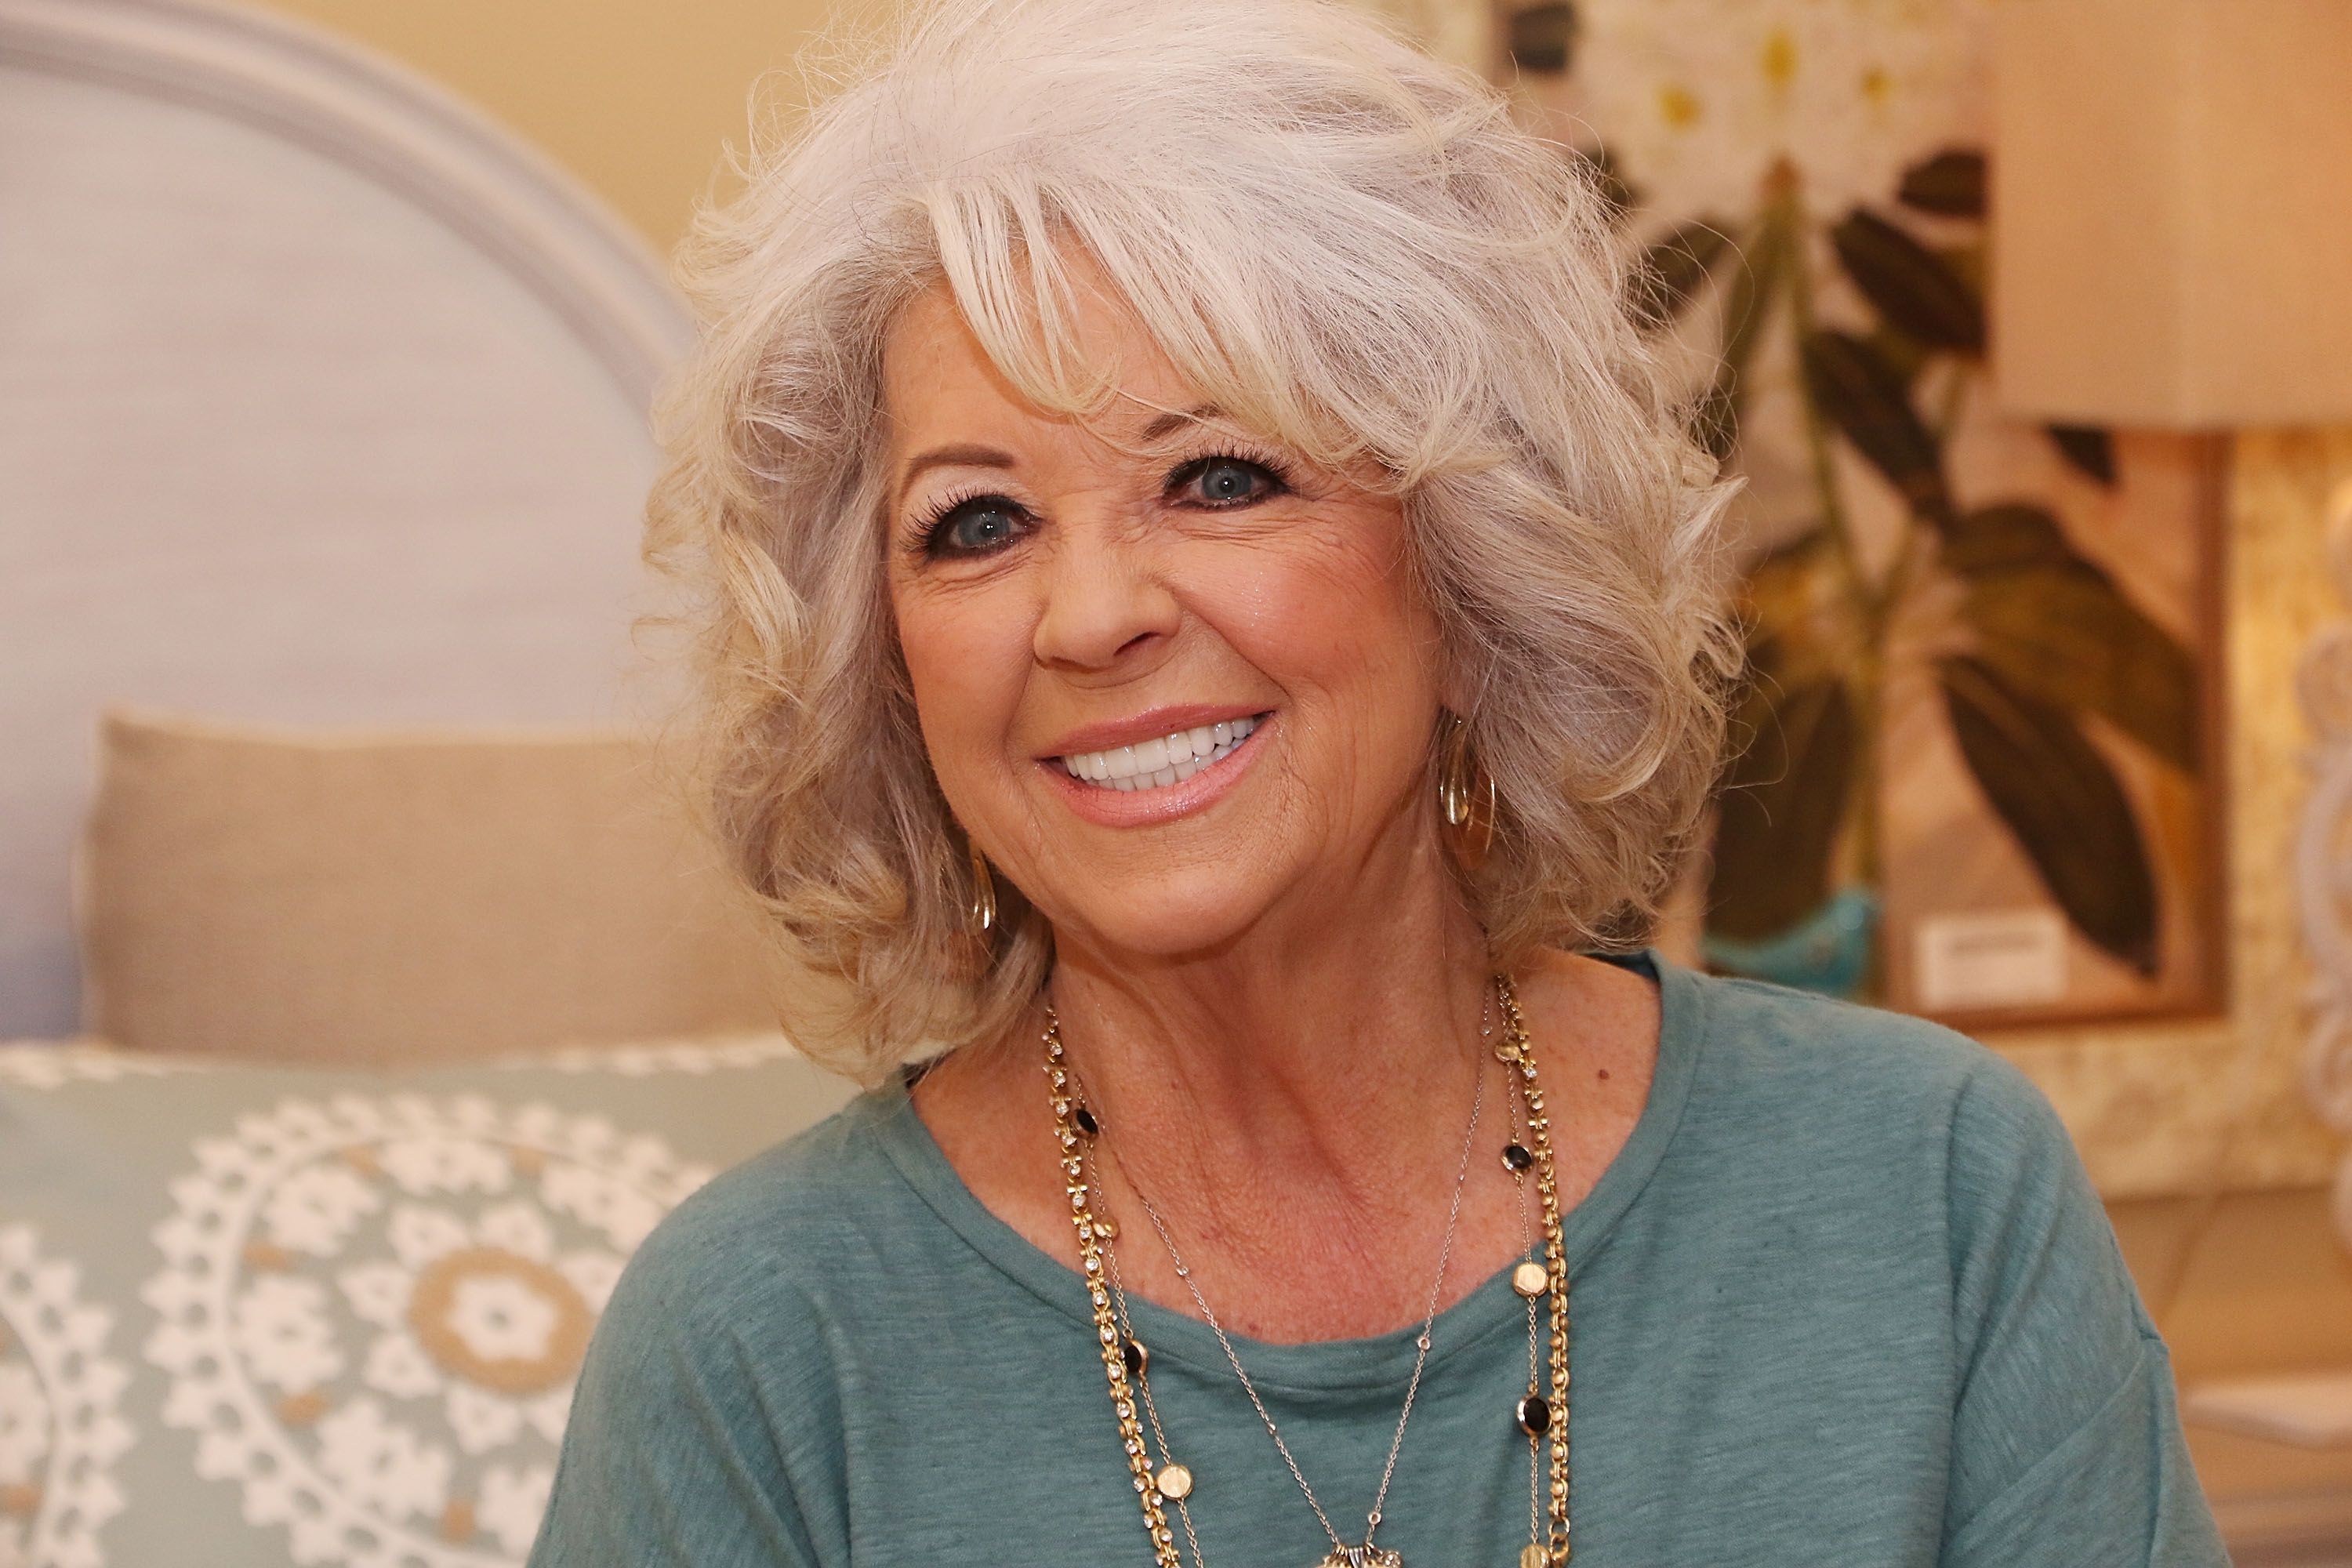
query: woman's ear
[{"left": 1432, "top": 644, "right": 1480, "bottom": 724}]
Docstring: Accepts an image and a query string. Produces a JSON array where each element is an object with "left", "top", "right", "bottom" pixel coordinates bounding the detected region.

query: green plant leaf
[
  {"left": 1829, "top": 209, "right": 1985, "bottom": 354},
  {"left": 1963, "top": 617, "right": 2198, "bottom": 786},
  {"left": 1964, "top": 579, "right": 2202, "bottom": 772},
  {"left": 1506, "top": 2, "right": 1577, "bottom": 73},
  {"left": 2046, "top": 424, "right": 2119, "bottom": 486},
  {"left": 1630, "top": 218, "right": 1733, "bottom": 331},
  {"left": 1707, "top": 657, "right": 1856, "bottom": 941},
  {"left": 1867, "top": 322, "right": 1933, "bottom": 389},
  {"left": 1691, "top": 209, "right": 1790, "bottom": 459},
  {"left": 1939, "top": 503, "right": 2072, "bottom": 575},
  {"left": 1939, "top": 243, "right": 1987, "bottom": 302},
  {"left": 1897, "top": 149, "right": 1987, "bottom": 217},
  {"left": 1936, "top": 654, "right": 2160, "bottom": 974},
  {"left": 1800, "top": 328, "right": 1955, "bottom": 528},
  {"left": 1944, "top": 505, "right": 2200, "bottom": 770}
]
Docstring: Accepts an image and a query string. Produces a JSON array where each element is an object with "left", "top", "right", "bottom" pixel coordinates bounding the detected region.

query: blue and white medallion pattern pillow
[{"left": 0, "top": 1036, "right": 854, "bottom": 1567}]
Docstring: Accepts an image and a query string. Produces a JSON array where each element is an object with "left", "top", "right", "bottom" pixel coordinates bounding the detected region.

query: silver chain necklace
[{"left": 1064, "top": 1000, "right": 1489, "bottom": 1568}]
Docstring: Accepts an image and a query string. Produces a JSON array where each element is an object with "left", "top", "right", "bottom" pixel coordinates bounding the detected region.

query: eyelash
[{"left": 910, "top": 446, "right": 1294, "bottom": 560}]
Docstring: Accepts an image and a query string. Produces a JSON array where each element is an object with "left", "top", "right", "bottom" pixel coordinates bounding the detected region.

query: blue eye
[
  {"left": 1175, "top": 454, "right": 1284, "bottom": 507},
  {"left": 921, "top": 496, "right": 1027, "bottom": 558}
]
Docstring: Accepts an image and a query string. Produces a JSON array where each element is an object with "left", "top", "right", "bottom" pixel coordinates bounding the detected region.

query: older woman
[{"left": 529, "top": 0, "right": 2225, "bottom": 1563}]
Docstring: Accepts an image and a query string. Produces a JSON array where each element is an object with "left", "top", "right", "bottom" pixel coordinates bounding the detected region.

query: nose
[{"left": 1030, "top": 522, "right": 1181, "bottom": 675}]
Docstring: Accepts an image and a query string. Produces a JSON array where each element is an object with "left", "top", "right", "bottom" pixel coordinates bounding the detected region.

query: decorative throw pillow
[
  {"left": 0, "top": 1032, "right": 857, "bottom": 1567},
  {"left": 74, "top": 707, "right": 822, "bottom": 1066}
]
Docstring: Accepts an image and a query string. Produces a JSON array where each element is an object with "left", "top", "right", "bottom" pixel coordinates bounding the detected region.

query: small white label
[{"left": 1915, "top": 909, "right": 2067, "bottom": 1010}]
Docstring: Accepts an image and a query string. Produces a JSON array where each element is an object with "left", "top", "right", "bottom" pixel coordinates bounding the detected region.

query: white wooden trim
[{"left": 0, "top": 0, "right": 691, "bottom": 408}]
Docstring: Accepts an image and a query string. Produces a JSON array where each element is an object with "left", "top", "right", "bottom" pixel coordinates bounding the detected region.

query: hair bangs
[{"left": 920, "top": 177, "right": 1376, "bottom": 481}]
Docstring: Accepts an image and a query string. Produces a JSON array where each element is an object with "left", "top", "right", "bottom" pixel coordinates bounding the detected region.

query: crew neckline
[{"left": 864, "top": 946, "right": 1708, "bottom": 1393}]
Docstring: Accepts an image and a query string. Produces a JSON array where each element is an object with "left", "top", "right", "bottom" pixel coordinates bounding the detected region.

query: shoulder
[
  {"left": 1666, "top": 960, "right": 2152, "bottom": 1338},
  {"left": 537, "top": 1095, "right": 913, "bottom": 1565},
  {"left": 591, "top": 1085, "right": 929, "bottom": 1359},
  {"left": 1666, "top": 962, "right": 2100, "bottom": 1275},
  {"left": 1679, "top": 961, "right": 2067, "bottom": 1167}
]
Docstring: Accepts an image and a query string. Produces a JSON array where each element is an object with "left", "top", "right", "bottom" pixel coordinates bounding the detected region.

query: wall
[
  {"left": 2120, "top": 1187, "right": 2352, "bottom": 1375},
  {"left": 243, "top": 0, "right": 893, "bottom": 256},
  {"left": 241, "top": 0, "right": 2352, "bottom": 1405}
]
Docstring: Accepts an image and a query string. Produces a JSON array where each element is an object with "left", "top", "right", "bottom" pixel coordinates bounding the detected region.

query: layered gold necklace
[{"left": 1042, "top": 972, "right": 1573, "bottom": 1567}]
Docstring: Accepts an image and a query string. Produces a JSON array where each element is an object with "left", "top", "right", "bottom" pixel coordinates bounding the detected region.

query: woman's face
[{"left": 880, "top": 263, "right": 1448, "bottom": 961}]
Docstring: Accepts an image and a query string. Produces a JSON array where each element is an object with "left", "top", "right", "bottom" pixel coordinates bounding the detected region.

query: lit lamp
[
  {"left": 1993, "top": 0, "right": 2352, "bottom": 1464},
  {"left": 1992, "top": 0, "right": 2352, "bottom": 426}
]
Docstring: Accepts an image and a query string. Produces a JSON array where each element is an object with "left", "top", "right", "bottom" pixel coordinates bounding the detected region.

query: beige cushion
[{"left": 74, "top": 707, "right": 799, "bottom": 1065}]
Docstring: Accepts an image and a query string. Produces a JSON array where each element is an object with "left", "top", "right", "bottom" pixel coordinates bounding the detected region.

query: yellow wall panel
[{"left": 244, "top": 0, "right": 896, "bottom": 252}]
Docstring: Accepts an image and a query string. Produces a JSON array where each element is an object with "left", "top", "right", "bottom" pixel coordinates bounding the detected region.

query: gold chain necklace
[
  {"left": 1069, "top": 1044, "right": 1484, "bottom": 1566},
  {"left": 1042, "top": 971, "right": 1573, "bottom": 1566}
]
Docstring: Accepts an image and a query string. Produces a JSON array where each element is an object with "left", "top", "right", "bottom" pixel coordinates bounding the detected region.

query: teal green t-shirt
[{"left": 528, "top": 949, "right": 2227, "bottom": 1566}]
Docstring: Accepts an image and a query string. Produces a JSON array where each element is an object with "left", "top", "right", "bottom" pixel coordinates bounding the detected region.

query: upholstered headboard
[{"left": 0, "top": 0, "right": 699, "bottom": 1038}]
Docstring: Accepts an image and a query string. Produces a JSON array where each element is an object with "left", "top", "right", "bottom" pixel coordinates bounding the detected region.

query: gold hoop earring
[
  {"left": 967, "top": 844, "right": 998, "bottom": 938},
  {"left": 1437, "top": 713, "right": 1497, "bottom": 869}
]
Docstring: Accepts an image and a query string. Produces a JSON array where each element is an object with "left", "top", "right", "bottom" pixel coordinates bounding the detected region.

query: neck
[{"left": 1041, "top": 833, "right": 1497, "bottom": 1257}]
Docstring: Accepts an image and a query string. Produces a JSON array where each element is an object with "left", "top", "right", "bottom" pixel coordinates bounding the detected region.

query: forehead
[{"left": 879, "top": 265, "right": 1202, "bottom": 458}]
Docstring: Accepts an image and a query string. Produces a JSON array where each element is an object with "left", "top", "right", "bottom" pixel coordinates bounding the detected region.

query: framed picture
[{"left": 1490, "top": 0, "right": 2229, "bottom": 1029}]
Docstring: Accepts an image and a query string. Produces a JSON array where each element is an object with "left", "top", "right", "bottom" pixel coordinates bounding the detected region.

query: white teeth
[{"left": 1057, "top": 713, "right": 1261, "bottom": 792}]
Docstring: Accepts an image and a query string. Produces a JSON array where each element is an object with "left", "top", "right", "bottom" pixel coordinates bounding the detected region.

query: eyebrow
[
  {"left": 892, "top": 403, "right": 1225, "bottom": 510},
  {"left": 1138, "top": 403, "right": 1225, "bottom": 444}
]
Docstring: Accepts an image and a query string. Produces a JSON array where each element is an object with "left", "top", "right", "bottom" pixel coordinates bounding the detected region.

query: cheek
[
  {"left": 890, "top": 583, "right": 1029, "bottom": 789},
  {"left": 1209, "top": 525, "right": 1439, "bottom": 716}
]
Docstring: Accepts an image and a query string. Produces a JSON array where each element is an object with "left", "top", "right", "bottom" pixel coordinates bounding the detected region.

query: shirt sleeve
[
  {"left": 1936, "top": 1053, "right": 2228, "bottom": 1567},
  {"left": 526, "top": 1198, "right": 829, "bottom": 1568}
]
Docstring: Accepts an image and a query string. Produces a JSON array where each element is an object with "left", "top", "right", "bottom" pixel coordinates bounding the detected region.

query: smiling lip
[{"left": 1038, "top": 706, "right": 1274, "bottom": 828}]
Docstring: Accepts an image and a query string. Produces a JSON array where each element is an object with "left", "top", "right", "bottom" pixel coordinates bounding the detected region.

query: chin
[{"left": 1048, "top": 868, "right": 1285, "bottom": 962}]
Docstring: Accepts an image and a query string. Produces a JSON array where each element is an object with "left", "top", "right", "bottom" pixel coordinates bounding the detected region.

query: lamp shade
[{"left": 1992, "top": 0, "right": 2352, "bottom": 428}]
